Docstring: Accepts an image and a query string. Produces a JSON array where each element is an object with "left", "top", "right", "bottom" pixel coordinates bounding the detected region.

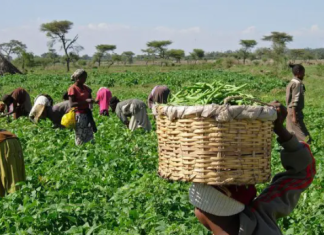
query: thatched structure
[{"left": 0, "top": 54, "right": 22, "bottom": 76}]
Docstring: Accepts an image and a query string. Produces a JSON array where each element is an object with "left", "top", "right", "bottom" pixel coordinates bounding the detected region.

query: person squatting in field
[
  {"left": 29, "top": 94, "right": 54, "bottom": 123},
  {"left": 0, "top": 129, "right": 26, "bottom": 197},
  {"left": 147, "top": 85, "right": 170, "bottom": 109},
  {"left": 68, "top": 69, "right": 97, "bottom": 145},
  {"left": 110, "top": 97, "right": 152, "bottom": 131},
  {"left": 95, "top": 87, "right": 112, "bottom": 116},
  {"left": 190, "top": 101, "right": 316, "bottom": 235},
  {"left": 1, "top": 88, "right": 32, "bottom": 119},
  {"left": 286, "top": 63, "right": 312, "bottom": 144}
]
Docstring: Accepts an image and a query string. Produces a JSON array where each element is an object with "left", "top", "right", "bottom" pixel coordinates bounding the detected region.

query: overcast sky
[{"left": 1, "top": 0, "right": 324, "bottom": 56}]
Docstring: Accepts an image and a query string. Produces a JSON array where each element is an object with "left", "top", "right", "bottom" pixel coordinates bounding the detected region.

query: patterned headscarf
[{"left": 71, "top": 69, "right": 87, "bottom": 81}]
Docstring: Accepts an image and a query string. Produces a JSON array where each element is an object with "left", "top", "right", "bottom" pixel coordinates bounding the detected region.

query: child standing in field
[{"left": 286, "top": 64, "right": 312, "bottom": 144}]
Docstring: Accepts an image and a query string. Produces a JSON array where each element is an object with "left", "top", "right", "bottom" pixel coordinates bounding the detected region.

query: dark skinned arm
[
  {"left": 69, "top": 96, "right": 93, "bottom": 108},
  {"left": 0, "top": 102, "right": 17, "bottom": 118}
]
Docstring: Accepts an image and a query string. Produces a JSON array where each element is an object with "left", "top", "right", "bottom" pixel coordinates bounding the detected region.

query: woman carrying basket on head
[
  {"left": 68, "top": 69, "right": 96, "bottom": 145},
  {"left": 190, "top": 102, "right": 315, "bottom": 235}
]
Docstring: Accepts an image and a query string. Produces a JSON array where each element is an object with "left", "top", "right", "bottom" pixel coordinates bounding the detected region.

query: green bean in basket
[{"left": 169, "top": 82, "right": 256, "bottom": 105}]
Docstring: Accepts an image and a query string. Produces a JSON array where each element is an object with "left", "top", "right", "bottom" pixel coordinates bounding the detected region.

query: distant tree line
[{"left": 1, "top": 20, "right": 324, "bottom": 71}]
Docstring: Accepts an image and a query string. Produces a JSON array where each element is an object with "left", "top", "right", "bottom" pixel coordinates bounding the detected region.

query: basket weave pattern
[{"left": 156, "top": 114, "right": 273, "bottom": 185}]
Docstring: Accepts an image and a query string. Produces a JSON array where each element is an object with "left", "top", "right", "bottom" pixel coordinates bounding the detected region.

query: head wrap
[
  {"left": 32, "top": 104, "right": 46, "bottom": 123},
  {"left": 189, "top": 183, "right": 245, "bottom": 216},
  {"left": 71, "top": 69, "right": 87, "bottom": 81}
]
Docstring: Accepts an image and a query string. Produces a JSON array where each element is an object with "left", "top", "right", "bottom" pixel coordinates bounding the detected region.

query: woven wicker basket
[{"left": 156, "top": 105, "right": 274, "bottom": 185}]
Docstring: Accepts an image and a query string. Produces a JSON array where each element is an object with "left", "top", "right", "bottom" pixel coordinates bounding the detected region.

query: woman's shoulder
[{"left": 84, "top": 84, "right": 92, "bottom": 93}]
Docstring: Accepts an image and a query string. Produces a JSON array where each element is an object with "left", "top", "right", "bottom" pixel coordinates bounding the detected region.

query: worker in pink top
[{"left": 95, "top": 87, "right": 112, "bottom": 116}]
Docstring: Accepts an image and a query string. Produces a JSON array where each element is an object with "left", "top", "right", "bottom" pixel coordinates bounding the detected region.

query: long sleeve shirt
[
  {"left": 190, "top": 135, "right": 316, "bottom": 235},
  {"left": 286, "top": 78, "right": 305, "bottom": 111},
  {"left": 116, "top": 99, "right": 151, "bottom": 131}
]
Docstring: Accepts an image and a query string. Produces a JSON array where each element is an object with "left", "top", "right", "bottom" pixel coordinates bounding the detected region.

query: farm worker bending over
[
  {"left": 68, "top": 69, "right": 96, "bottom": 145},
  {"left": 46, "top": 101, "right": 71, "bottom": 128},
  {"left": 190, "top": 101, "right": 316, "bottom": 235},
  {"left": 148, "top": 85, "right": 170, "bottom": 109},
  {"left": 29, "top": 94, "right": 54, "bottom": 123},
  {"left": 286, "top": 63, "right": 312, "bottom": 144},
  {"left": 1, "top": 88, "right": 32, "bottom": 119},
  {"left": 110, "top": 97, "right": 152, "bottom": 131},
  {"left": 95, "top": 87, "right": 112, "bottom": 116},
  {"left": 0, "top": 130, "right": 26, "bottom": 197},
  {"left": 32, "top": 100, "right": 71, "bottom": 128}
]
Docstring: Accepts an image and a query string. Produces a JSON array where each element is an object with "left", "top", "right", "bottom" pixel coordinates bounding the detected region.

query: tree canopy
[
  {"left": 40, "top": 20, "right": 81, "bottom": 71},
  {"left": 0, "top": 40, "right": 27, "bottom": 60},
  {"left": 93, "top": 44, "right": 116, "bottom": 67},
  {"left": 239, "top": 40, "right": 257, "bottom": 64},
  {"left": 146, "top": 40, "right": 172, "bottom": 59},
  {"left": 168, "top": 49, "right": 185, "bottom": 63}
]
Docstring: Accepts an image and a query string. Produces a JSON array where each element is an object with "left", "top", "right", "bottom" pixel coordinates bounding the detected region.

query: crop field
[{"left": 0, "top": 67, "right": 323, "bottom": 235}]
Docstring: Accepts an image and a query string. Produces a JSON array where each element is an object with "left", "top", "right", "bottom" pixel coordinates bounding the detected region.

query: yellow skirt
[{"left": 0, "top": 138, "right": 26, "bottom": 197}]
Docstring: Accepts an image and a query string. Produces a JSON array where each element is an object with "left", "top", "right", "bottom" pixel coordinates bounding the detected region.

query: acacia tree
[
  {"left": 122, "top": 51, "right": 135, "bottom": 65},
  {"left": 0, "top": 40, "right": 27, "bottom": 60},
  {"left": 168, "top": 49, "right": 185, "bottom": 63},
  {"left": 262, "top": 32, "right": 293, "bottom": 62},
  {"left": 141, "top": 48, "right": 156, "bottom": 65},
  {"left": 40, "top": 20, "right": 81, "bottom": 72},
  {"left": 239, "top": 40, "right": 257, "bottom": 64},
  {"left": 146, "top": 40, "right": 172, "bottom": 60},
  {"left": 289, "top": 49, "right": 305, "bottom": 62},
  {"left": 93, "top": 44, "right": 116, "bottom": 67},
  {"left": 190, "top": 49, "right": 205, "bottom": 64}
]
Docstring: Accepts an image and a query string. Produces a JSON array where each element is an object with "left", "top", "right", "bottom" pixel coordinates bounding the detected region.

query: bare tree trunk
[
  {"left": 107, "top": 61, "right": 114, "bottom": 69},
  {"left": 66, "top": 58, "right": 70, "bottom": 72}
]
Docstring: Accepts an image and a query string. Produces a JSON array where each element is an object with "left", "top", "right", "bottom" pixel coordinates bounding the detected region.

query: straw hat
[{"left": 33, "top": 104, "right": 46, "bottom": 123}]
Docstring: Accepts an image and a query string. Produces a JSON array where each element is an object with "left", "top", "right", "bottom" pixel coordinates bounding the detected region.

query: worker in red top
[{"left": 68, "top": 69, "right": 96, "bottom": 145}]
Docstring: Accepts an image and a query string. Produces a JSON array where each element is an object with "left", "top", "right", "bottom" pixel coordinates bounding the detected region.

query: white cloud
[
  {"left": 84, "top": 23, "right": 131, "bottom": 31},
  {"left": 242, "top": 26, "right": 256, "bottom": 34},
  {"left": 311, "top": 24, "right": 320, "bottom": 32},
  {"left": 154, "top": 26, "right": 200, "bottom": 34}
]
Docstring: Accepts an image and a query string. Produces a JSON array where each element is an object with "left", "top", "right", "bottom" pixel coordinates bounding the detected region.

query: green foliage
[
  {"left": 0, "top": 40, "right": 27, "bottom": 59},
  {"left": 0, "top": 68, "right": 319, "bottom": 234},
  {"left": 146, "top": 40, "right": 172, "bottom": 59},
  {"left": 40, "top": 20, "right": 74, "bottom": 37},
  {"left": 239, "top": 40, "right": 257, "bottom": 64},
  {"left": 167, "top": 49, "right": 185, "bottom": 63},
  {"left": 40, "top": 20, "right": 81, "bottom": 72}
]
